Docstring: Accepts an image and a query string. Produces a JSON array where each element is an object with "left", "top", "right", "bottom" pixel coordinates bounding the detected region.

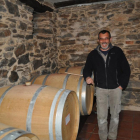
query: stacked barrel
[
  {"left": 0, "top": 66, "right": 94, "bottom": 140},
  {"left": 55, "top": 66, "right": 84, "bottom": 76},
  {"left": 0, "top": 122, "right": 39, "bottom": 140},
  {"left": 54, "top": 66, "right": 94, "bottom": 115},
  {"left": 31, "top": 73, "right": 93, "bottom": 115}
]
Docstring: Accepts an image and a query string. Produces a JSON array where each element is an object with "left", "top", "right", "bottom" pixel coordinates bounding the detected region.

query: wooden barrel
[
  {"left": 55, "top": 66, "right": 84, "bottom": 76},
  {"left": 30, "top": 73, "right": 94, "bottom": 115},
  {"left": 0, "top": 122, "right": 39, "bottom": 140},
  {"left": 0, "top": 84, "right": 79, "bottom": 140}
]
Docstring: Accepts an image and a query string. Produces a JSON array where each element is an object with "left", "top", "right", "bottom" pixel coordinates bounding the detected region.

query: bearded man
[{"left": 83, "top": 30, "right": 130, "bottom": 140}]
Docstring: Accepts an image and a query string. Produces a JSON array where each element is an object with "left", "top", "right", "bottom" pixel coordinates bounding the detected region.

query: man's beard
[{"left": 100, "top": 43, "right": 109, "bottom": 50}]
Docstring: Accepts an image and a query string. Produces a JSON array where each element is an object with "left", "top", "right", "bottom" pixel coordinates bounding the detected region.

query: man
[{"left": 83, "top": 30, "right": 130, "bottom": 140}]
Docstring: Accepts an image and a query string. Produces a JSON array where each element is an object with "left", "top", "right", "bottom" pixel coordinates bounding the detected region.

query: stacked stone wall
[
  {"left": 55, "top": 0, "right": 140, "bottom": 109},
  {"left": 0, "top": 0, "right": 58, "bottom": 87},
  {"left": 0, "top": 0, "right": 34, "bottom": 87},
  {"left": 32, "top": 11, "right": 58, "bottom": 75},
  {"left": 56, "top": 0, "right": 140, "bottom": 83}
]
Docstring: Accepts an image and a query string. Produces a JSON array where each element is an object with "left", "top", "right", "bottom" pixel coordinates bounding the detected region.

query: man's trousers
[{"left": 96, "top": 87, "right": 122, "bottom": 140}]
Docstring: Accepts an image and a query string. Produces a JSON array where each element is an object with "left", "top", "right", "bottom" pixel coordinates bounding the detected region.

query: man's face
[{"left": 98, "top": 32, "right": 111, "bottom": 50}]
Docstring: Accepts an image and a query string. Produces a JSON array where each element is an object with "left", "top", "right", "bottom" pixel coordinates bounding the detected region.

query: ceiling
[{"left": 19, "top": 0, "right": 115, "bottom": 13}]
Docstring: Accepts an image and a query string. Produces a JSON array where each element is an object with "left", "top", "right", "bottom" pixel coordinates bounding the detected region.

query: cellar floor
[{"left": 77, "top": 108, "right": 140, "bottom": 140}]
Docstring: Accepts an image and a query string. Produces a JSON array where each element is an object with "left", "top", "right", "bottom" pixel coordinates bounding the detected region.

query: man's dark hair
[{"left": 98, "top": 30, "right": 111, "bottom": 39}]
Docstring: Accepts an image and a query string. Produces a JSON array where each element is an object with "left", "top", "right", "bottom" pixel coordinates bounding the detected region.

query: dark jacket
[{"left": 83, "top": 43, "right": 131, "bottom": 90}]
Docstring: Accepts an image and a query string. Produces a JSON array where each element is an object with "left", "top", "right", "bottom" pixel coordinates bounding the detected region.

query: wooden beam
[
  {"left": 54, "top": 0, "right": 110, "bottom": 8},
  {"left": 19, "top": 0, "right": 53, "bottom": 12}
]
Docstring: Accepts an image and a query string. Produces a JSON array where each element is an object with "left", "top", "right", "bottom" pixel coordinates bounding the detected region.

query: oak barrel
[
  {"left": 55, "top": 66, "right": 84, "bottom": 76},
  {"left": 0, "top": 122, "right": 39, "bottom": 140},
  {"left": 30, "top": 73, "right": 94, "bottom": 115},
  {"left": 0, "top": 84, "right": 79, "bottom": 140}
]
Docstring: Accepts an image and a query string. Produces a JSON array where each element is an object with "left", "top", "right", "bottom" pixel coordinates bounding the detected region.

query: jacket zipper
[
  {"left": 105, "top": 63, "right": 108, "bottom": 88},
  {"left": 97, "top": 51, "right": 108, "bottom": 88}
]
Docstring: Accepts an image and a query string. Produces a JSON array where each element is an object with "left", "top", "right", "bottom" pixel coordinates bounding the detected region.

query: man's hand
[
  {"left": 118, "top": 86, "right": 123, "bottom": 90},
  {"left": 86, "top": 77, "right": 94, "bottom": 85}
]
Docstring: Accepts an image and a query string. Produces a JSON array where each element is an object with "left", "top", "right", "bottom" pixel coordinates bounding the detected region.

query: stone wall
[
  {"left": 0, "top": 0, "right": 34, "bottom": 87},
  {"left": 32, "top": 11, "right": 58, "bottom": 75},
  {"left": 122, "top": 80, "right": 140, "bottom": 111},
  {"left": 56, "top": 0, "right": 140, "bottom": 82},
  {"left": 0, "top": 0, "right": 59, "bottom": 87},
  {"left": 0, "top": 0, "right": 58, "bottom": 87},
  {"left": 55, "top": 0, "right": 140, "bottom": 110}
]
